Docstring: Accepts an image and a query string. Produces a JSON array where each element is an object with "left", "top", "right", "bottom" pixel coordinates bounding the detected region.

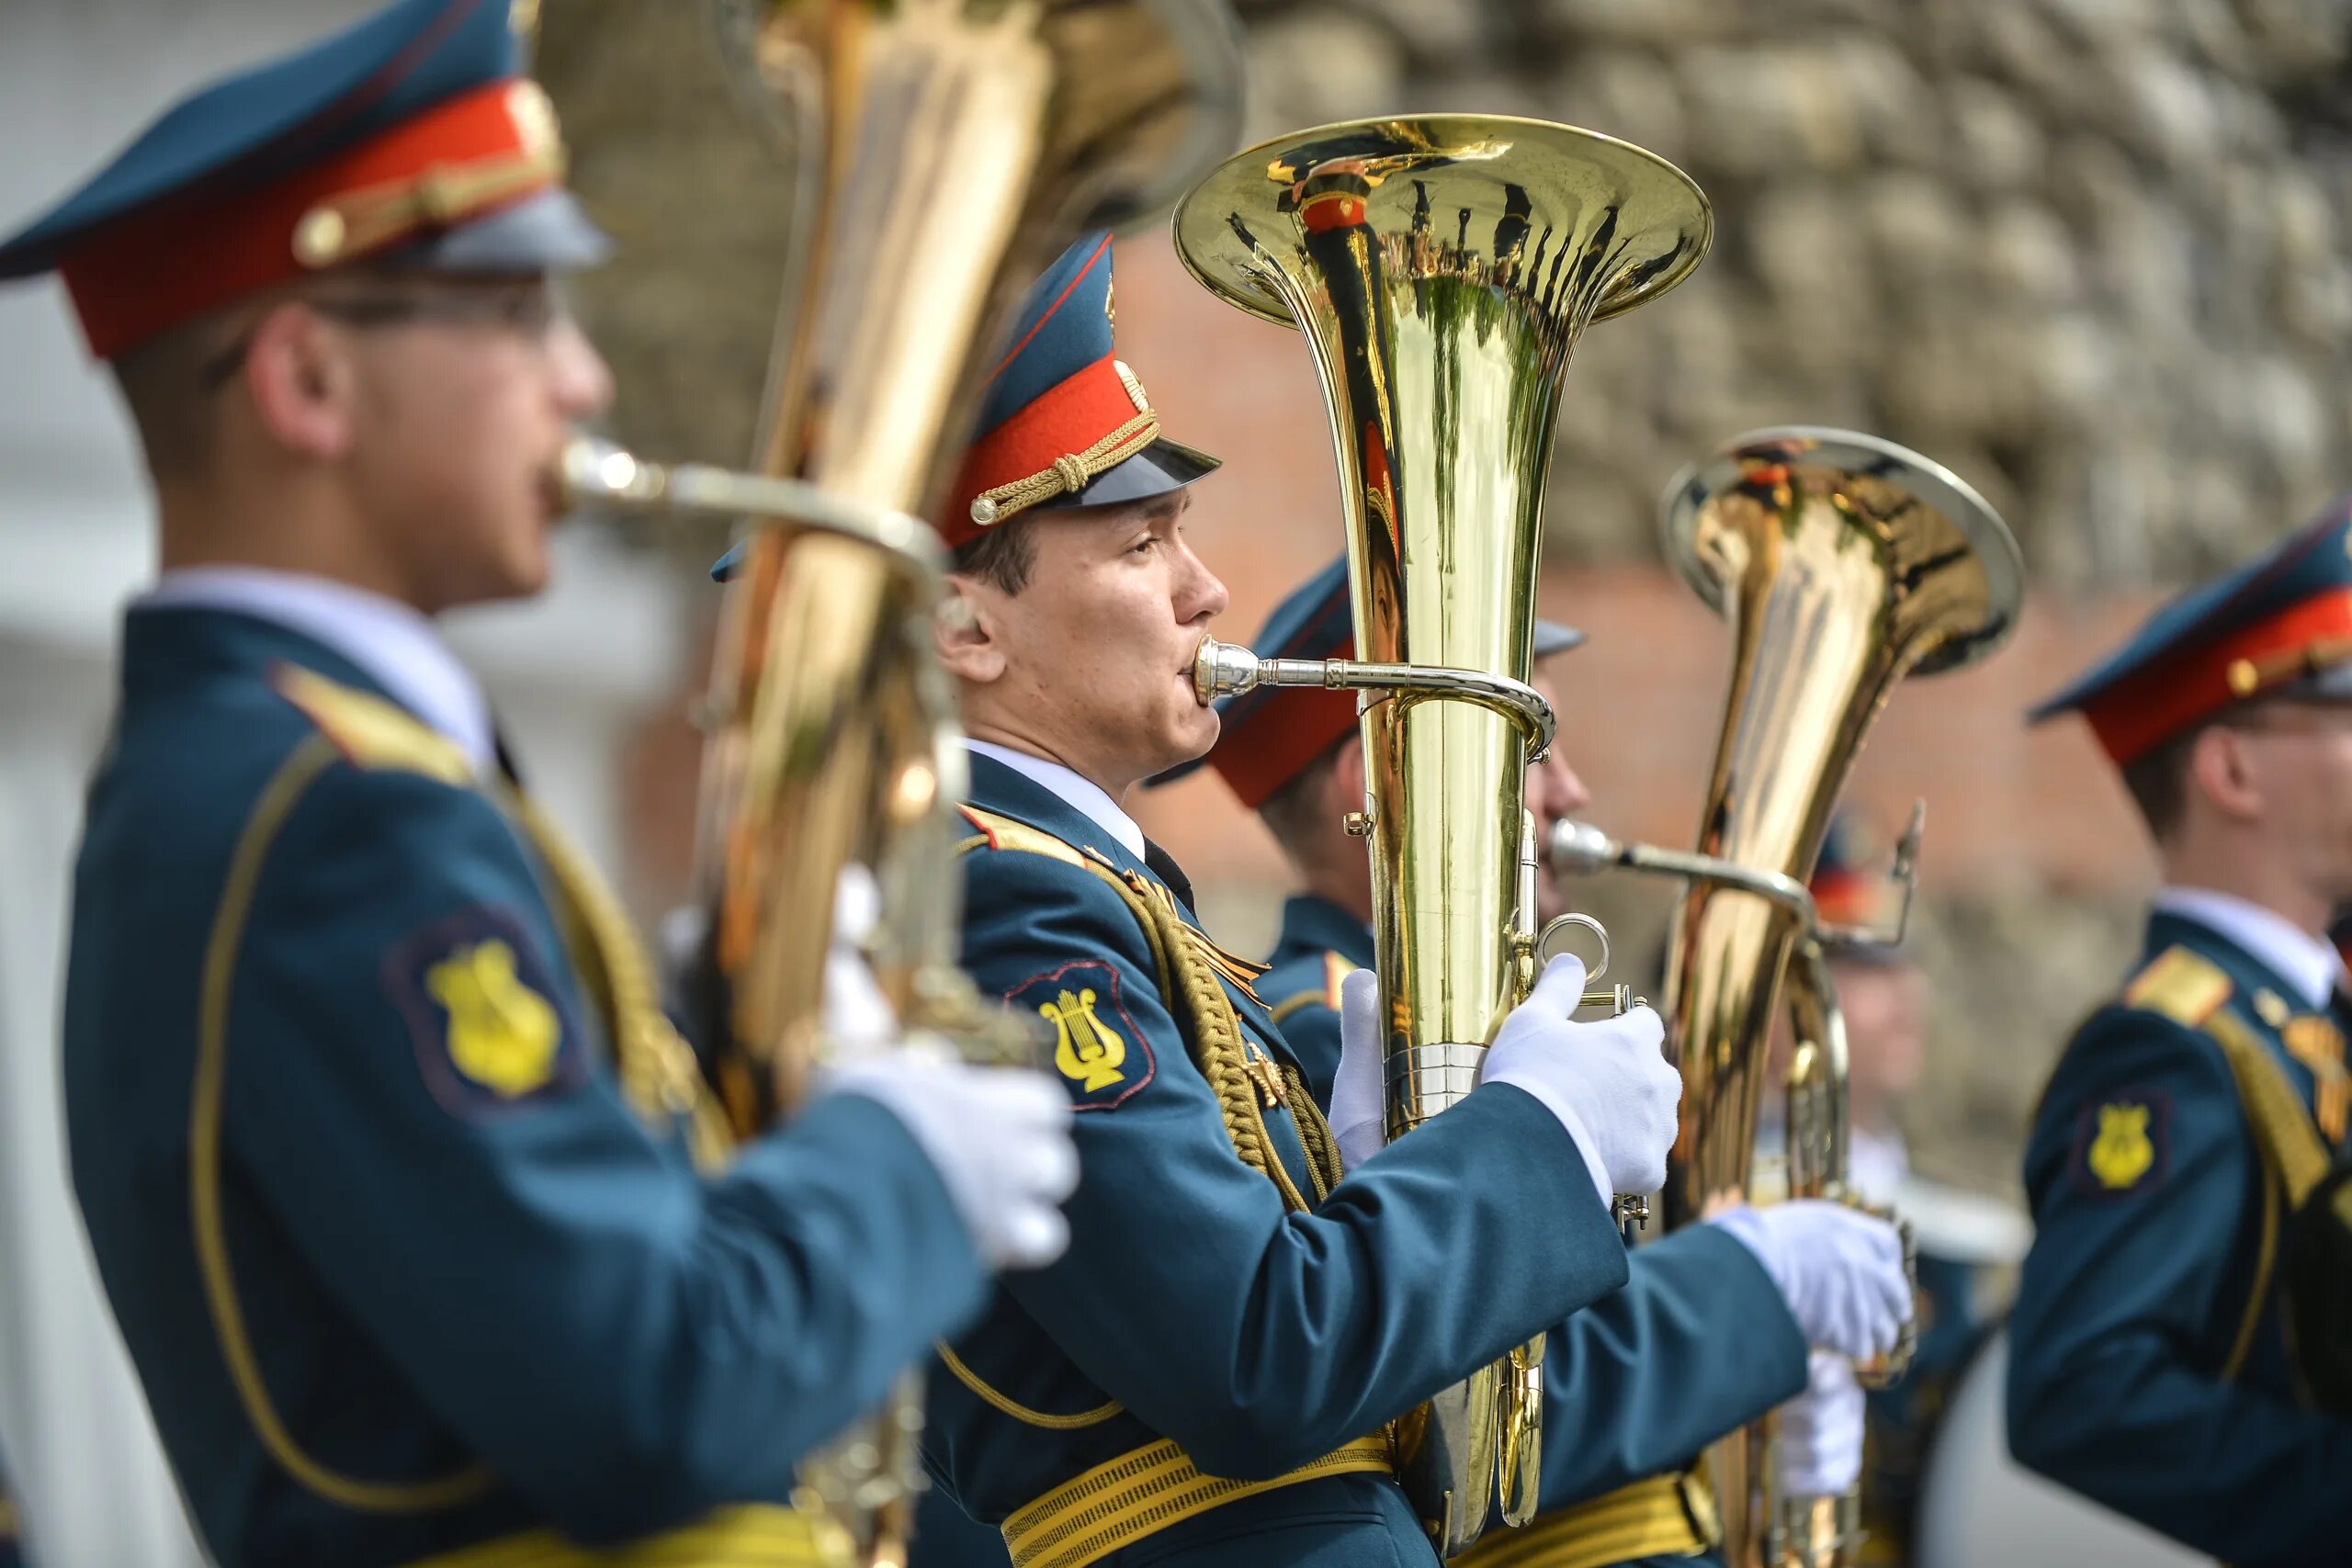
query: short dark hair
[
  {"left": 2122, "top": 703, "right": 2296, "bottom": 841},
  {"left": 952, "top": 514, "right": 1039, "bottom": 594},
  {"left": 2120, "top": 727, "right": 2199, "bottom": 841},
  {"left": 112, "top": 317, "right": 233, "bottom": 479}
]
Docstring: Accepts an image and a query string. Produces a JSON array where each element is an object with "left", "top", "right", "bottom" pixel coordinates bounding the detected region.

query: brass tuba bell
[
  {"left": 560, "top": 1, "right": 1245, "bottom": 1562},
  {"left": 1555, "top": 427, "right": 2022, "bottom": 1568},
  {"left": 1173, "top": 115, "right": 1712, "bottom": 1556}
]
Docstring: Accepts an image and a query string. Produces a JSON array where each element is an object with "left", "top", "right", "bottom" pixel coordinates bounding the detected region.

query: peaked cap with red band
[
  {"left": 0, "top": 0, "right": 608, "bottom": 361},
  {"left": 938, "top": 231, "right": 1219, "bottom": 550},
  {"left": 1151, "top": 557, "right": 1583, "bottom": 807},
  {"left": 2030, "top": 497, "right": 2352, "bottom": 765}
]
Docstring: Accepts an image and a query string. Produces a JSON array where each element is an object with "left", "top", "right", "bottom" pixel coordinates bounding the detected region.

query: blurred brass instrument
[
  {"left": 557, "top": 1, "right": 1242, "bottom": 1562},
  {"left": 1551, "top": 427, "right": 2022, "bottom": 1568},
  {"left": 1173, "top": 115, "right": 1711, "bottom": 1555}
]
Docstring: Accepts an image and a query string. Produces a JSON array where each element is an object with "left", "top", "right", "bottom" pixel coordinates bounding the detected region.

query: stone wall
[{"left": 542, "top": 0, "right": 2352, "bottom": 1192}]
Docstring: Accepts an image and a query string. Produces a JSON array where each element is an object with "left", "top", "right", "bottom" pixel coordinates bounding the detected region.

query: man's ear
[
  {"left": 2187, "top": 724, "right": 2264, "bottom": 824},
  {"left": 936, "top": 577, "right": 1007, "bottom": 684},
  {"left": 243, "top": 300, "right": 358, "bottom": 461}
]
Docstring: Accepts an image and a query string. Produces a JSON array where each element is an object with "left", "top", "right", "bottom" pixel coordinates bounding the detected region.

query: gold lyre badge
[
  {"left": 2087, "top": 1102, "right": 2155, "bottom": 1190},
  {"left": 1042, "top": 987, "right": 1127, "bottom": 1091},
  {"left": 427, "top": 938, "right": 561, "bottom": 1098}
]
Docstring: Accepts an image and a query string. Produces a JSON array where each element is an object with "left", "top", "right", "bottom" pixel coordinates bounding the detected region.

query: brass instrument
[
  {"left": 1555, "top": 427, "right": 2021, "bottom": 1568},
  {"left": 1173, "top": 115, "right": 1712, "bottom": 1555},
  {"left": 560, "top": 3, "right": 1243, "bottom": 1562}
]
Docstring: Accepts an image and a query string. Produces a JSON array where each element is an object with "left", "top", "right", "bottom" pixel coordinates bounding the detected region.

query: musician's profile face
[{"left": 945, "top": 489, "right": 1227, "bottom": 795}]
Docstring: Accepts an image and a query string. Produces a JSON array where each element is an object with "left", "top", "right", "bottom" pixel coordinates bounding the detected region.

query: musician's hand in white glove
[
  {"left": 1707, "top": 1200, "right": 1911, "bottom": 1361},
  {"left": 1330, "top": 968, "right": 1387, "bottom": 1170},
  {"left": 817, "top": 866, "right": 1080, "bottom": 1271},
  {"left": 1777, "top": 1352, "right": 1868, "bottom": 1495},
  {"left": 1476, "top": 953, "right": 1682, "bottom": 1211},
  {"left": 820, "top": 864, "right": 896, "bottom": 1053}
]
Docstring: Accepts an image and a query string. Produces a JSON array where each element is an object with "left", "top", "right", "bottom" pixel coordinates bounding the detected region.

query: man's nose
[
  {"left": 1178, "top": 540, "right": 1229, "bottom": 622},
  {"left": 548, "top": 317, "right": 615, "bottom": 420}
]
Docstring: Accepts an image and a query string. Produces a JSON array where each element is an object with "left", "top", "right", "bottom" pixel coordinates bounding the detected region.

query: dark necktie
[{"left": 1144, "top": 837, "right": 1196, "bottom": 912}]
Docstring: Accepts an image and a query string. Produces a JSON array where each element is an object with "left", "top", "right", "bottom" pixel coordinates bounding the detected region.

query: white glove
[
  {"left": 1477, "top": 953, "right": 1680, "bottom": 1209},
  {"left": 822, "top": 865, "right": 896, "bottom": 1053},
  {"left": 1708, "top": 1200, "right": 1911, "bottom": 1361},
  {"left": 1777, "top": 1351, "right": 1867, "bottom": 1495},
  {"left": 823, "top": 1051, "right": 1079, "bottom": 1271},
  {"left": 1331, "top": 968, "right": 1386, "bottom": 1170}
]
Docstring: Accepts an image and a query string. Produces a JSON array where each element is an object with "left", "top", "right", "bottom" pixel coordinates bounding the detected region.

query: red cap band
[
  {"left": 61, "top": 79, "right": 560, "bottom": 359},
  {"left": 2086, "top": 586, "right": 2352, "bottom": 763},
  {"left": 943, "top": 354, "right": 1145, "bottom": 548}
]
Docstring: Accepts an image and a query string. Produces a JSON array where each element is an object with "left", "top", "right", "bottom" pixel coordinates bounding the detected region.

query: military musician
[
  {"left": 910, "top": 231, "right": 1690, "bottom": 1567},
  {"left": 0, "top": 3, "right": 1080, "bottom": 1563},
  {"left": 2009, "top": 502, "right": 2352, "bottom": 1564}
]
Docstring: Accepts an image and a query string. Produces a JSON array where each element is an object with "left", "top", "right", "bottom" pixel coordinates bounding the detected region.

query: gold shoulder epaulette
[
  {"left": 956, "top": 804, "right": 1091, "bottom": 867},
  {"left": 2122, "top": 944, "right": 2233, "bottom": 1028},
  {"left": 270, "top": 663, "right": 471, "bottom": 784}
]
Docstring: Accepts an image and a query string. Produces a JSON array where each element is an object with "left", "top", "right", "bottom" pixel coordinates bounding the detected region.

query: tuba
[
  {"left": 1171, "top": 115, "right": 1712, "bottom": 1555},
  {"left": 558, "top": 1, "right": 1242, "bottom": 1562},
  {"left": 1555, "top": 427, "right": 2022, "bottom": 1568}
]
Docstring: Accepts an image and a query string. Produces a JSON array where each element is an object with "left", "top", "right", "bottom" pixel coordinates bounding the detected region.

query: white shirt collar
[
  {"left": 965, "top": 739, "right": 1147, "bottom": 861},
  {"left": 137, "top": 567, "right": 497, "bottom": 773},
  {"left": 2154, "top": 885, "right": 2349, "bottom": 1010}
]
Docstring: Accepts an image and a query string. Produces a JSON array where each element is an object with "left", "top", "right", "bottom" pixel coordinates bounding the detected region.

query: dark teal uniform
[
  {"left": 2007, "top": 911, "right": 2352, "bottom": 1566},
  {"left": 926, "top": 759, "right": 1633, "bottom": 1567},
  {"left": 63, "top": 608, "right": 987, "bottom": 1566},
  {"left": 1261, "top": 894, "right": 1806, "bottom": 1568}
]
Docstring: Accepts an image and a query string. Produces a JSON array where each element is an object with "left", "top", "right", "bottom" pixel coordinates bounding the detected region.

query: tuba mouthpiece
[
  {"left": 1192, "top": 636, "right": 1264, "bottom": 705},
  {"left": 1547, "top": 819, "right": 1623, "bottom": 876}
]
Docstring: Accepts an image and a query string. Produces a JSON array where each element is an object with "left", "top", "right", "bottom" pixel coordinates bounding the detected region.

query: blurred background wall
[{"left": 2, "top": 0, "right": 2351, "bottom": 1560}]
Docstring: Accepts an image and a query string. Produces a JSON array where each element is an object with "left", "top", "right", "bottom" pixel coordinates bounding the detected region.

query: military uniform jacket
[
  {"left": 929, "top": 761, "right": 1631, "bottom": 1567},
  {"left": 2008, "top": 910, "right": 2352, "bottom": 1567},
  {"left": 63, "top": 606, "right": 987, "bottom": 1568},
  {"left": 1261, "top": 896, "right": 1805, "bottom": 1567}
]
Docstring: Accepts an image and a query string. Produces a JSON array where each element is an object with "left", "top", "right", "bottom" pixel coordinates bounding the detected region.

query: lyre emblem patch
[
  {"left": 1005, "top": 960, "right": 1155, "bottom": 1110},
  {"left": 2087, "top": 1104, "right": 2154, "bottom": 1190},
  {"left": 427, "top": 939, "right": 560, "bottom": 1098},
  {"left": 2073, "top": 1090, "right": 2169, "bottom": 1196},
  {"left": 1042, "top": 987, "right": 1127, "bottom": 1091},
  {"left": 386, "top": 906, "right": 583, "bottom": 1118}
]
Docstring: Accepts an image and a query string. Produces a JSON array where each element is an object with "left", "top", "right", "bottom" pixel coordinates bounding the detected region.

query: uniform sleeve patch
[
  {"left": 381, "top": 905, "right": 585, "bottom": 1118},
  {"left": 1007, "top": 958, "right": 1155, "bottom": 1111},
  {"left": 2071, "top": 1088, "right": 2171, "bottom": 1196}
]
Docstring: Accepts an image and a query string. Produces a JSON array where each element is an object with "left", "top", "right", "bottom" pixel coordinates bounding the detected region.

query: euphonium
[
  {"left": 1559, "top": 427, "right": 2021, "bottom": 1568},
  {"left": 560, "top": 3, "right": 1242, "bottom": 1562},
  {"left": 1172, "top": 115, "right": 1712, "bottom": 1556}
]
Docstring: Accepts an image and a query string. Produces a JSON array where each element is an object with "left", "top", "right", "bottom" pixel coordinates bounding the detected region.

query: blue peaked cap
[
  {"left": 2030, "top": 496, "right": 2352, "bottom": 762},
  {"left": 0, "top": 0, "right": 607, "bottom": 356}
]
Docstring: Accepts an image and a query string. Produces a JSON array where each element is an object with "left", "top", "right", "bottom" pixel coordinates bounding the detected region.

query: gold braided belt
[
  {"left": 401, "top": 1502, "right": 843, "bottom": 1568},
  {"left": 1001, "top": 1435, "right": 1394, "bottom": 1568},
  {"left": 1450, "top": 1466, "right": 1720, "bottom": 1568}
]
